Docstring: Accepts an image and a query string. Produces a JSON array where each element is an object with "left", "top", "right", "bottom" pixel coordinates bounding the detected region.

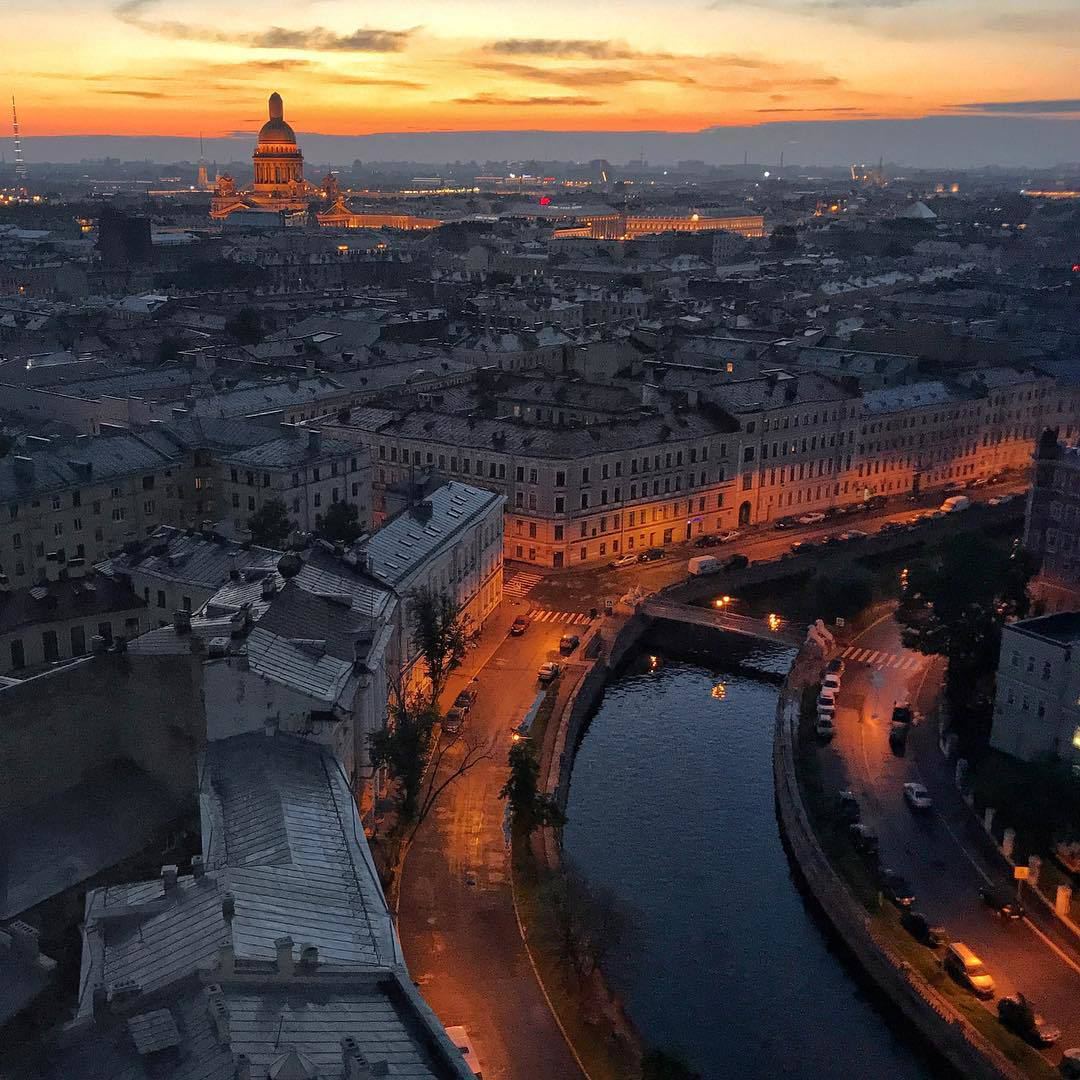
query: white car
[
  {"left": 822, "top": 673, "right": 841, "bottom": 693},
  {"left": 797, "top": 512, "right": 826, "bottom": 525},
  {"left": 610, "top": 552, "right": 637, "bottom": 569},
  {"left": 903, "top": 782, "right": 933, "bottom": 811},
  {"left": 717, "top": 530, "right": 742, "bottom": 543},
  {"left": 537, "top": 661, "right": 561, "bottom": 683}
]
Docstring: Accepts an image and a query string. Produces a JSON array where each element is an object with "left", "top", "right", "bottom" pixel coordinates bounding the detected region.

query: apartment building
[
  {"left": 325, "top": 402, "right": 739, "bottom": 568},
  {"left": 216, "top": 427, "right": 372, "bottom": 537},
  {"left": 359, "top": 481, "right": 504, "bottom": 689},
  {"left": 990, "top": 613, "right": 1080, "bottom": 763},
  {"left": 1025, "top": 430, "right": 1080, "bottom": 612}
]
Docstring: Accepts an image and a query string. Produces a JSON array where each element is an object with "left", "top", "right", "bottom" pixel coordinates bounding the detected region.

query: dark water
[{"left": 562, "top": 642, "right": 935, "bottom": 1079}]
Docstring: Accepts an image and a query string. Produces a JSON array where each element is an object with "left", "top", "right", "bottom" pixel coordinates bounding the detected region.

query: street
[
  {"left": 826, "top": 611, "right": 1080, "bottom": 1066},
  {"left": 397, "top": 601, "right": 588, "bottom": 1080}
]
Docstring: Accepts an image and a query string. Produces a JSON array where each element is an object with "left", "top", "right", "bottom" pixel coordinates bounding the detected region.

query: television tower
[{"left": 11, "top": 96, "right": 27, "bottom": 184}]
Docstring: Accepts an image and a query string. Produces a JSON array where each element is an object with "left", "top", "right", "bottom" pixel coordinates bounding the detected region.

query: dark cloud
[
  {"left": 756, "top": 105, "right": 865, "bottom": 112},
  {"left": 473, "top": 60, "right": 696, "bottom": 87},
  {"left": 451, "top": 92, "right": 605, "bottom": 107},
  {"left": 97, "top": 89, "right": 170, "bottom": 98},
  {"left": 114, "top": 0, "right": 414, "bottom": 52},
  {"left": 955, "top": 98, "right": 1080, "bottom": 113},
  {"left": 487, "top": 39, "right": 634, "bottom": 59}
]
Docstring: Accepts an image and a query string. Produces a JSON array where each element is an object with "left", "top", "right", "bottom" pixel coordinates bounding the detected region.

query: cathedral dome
[{"left": 258, "top": 92, "right": 297, "bottom": 146}]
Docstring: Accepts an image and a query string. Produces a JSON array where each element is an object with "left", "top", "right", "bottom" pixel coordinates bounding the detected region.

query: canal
[{"left": 562, "top": 636, "right": 936, "bottom": 1079}]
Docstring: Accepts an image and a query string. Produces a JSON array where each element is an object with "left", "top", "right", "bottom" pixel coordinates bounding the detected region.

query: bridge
[{"left": 643, "top": 599, "right": 804, "bottom": 647}]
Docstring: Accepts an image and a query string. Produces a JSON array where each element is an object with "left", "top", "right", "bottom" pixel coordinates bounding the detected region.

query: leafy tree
[
  {"left": 642, "top": 1050, "right": 701, "bottom": 1080},
  {"left": 809, "top": 567, "right": 874, "bottom": 622},
  {"left": 897, "top": 534, "right": 1038, "bottom": 747},
  {"left": 246, "top": 497, "right": 291, "bottom": 547},
  {"left": 541, "top": 858, "right": 629, "bottom": 977},
  {"left": 317, "top": 500, "right": 362, "bottom": 544},
  {"left": 408, "top": 586, "right": 472, "bottom": 709},
  {"left": 500, "top": 740, "right": 566, "bottom": 834},
  {"left": 225, "top": 307, "right": 264, "bottom": 345}
]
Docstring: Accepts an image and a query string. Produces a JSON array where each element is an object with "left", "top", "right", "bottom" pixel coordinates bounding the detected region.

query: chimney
[
  {"left": 173, "top": 609, "right": 192, "bottom": 634},
  {"left": 191, "top": 855, "right": 206, "bottom": 879},
  {"left": 221, "top": 893, "right": 235, "bottom": 922},
  {"left": 274, "top": 936, "right": 294, "bottom": 977},
  {"left": 307, "top": 428, "right": 322, "bottom": 453},
  {"left": 161, "top": 865, "right": 179, "bottom": 893},
  {"left": 206, "top": 985, "right": 230, "bottom": 1044},
  {"left": 260, "top": 576, "right": 277, "bottom": 600},
  {"left": 341, "top": 1037, "right": 371, "bottom": 1080}
]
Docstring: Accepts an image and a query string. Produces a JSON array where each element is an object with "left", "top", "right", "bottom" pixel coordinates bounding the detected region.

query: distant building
[
  {"left": 1025, "top": 429, "right": 1080, "bottom": 613},
  {"left": 990, "top": 613, "right": 1080, "bottom": 763},
  {"left": 96, "top": 208, "right": 152, "bottom": 267}
]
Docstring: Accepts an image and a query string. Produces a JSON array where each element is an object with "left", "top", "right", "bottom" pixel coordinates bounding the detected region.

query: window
[
  {"left": 11, "top": 532, "right": 20, "bottom": 549},
  {"left": 554, "top": 525, "right": 563, "bottom": 541},
  {"left": 555, "top": 471, "right": 566, "bottom": 487},
  {"left": 248, "top": 496, "right": 256, "bottom": 511},
  {"left": 144, "top": 500, "right": 155, "bottom": 515},
  {"left": 142, "top": 475, "right": 155, "bottom": 490},
  {"left": 581, "top": 467, "right": 590, "bottom": 484},
  {"left": 291, "top": 472, "right": 300, "bottom": 487},
  {"left": 70, "top": 626, "right": 86, "bottom": 656},
  {"left": 1043, "top": 661, "right": 1052, "bottom": 681},
  {"left": 98, "top": 622, "right": 113, "bottom": 644},
  {"left": 580, "top": 546, "right": 588, "bottom": 561},
  {"left": 111, "top": 507, "right": 126, "bottom": 521},
  {"left": 231, "top": 468, "right": 239, "bottom": 483},
  {"left": 51, "top": 495, "right": 62, "bottom": 510},
  {"left": 42, "top": 630, "right": 59, "bottom": 663},
  {"left": 157, "top": 590, "right": 166, "bottom": 609},
  {"left": 54, "top": 522, "right": 63, "bottom": 537},
  {"left": 581, "top": 493, "right": 589, "bottom": 509},
  {"left": 555, "top": 496, "right": 565, "bottom": 513},
  {"left": 232, "top": 493, "right": 240, "bottom": 508},
  {"left": 10, "top": 639, "right": 25, "bottom": 670}
]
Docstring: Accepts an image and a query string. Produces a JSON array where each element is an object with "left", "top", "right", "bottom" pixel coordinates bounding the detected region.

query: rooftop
[{"left": 1008, "top": 611, "right": 1080, "bottom": 648}]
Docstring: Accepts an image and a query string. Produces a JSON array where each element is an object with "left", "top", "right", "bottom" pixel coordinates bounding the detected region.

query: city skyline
[{"left": 7, "top": 0, "right": 1080, "bottom": 141}]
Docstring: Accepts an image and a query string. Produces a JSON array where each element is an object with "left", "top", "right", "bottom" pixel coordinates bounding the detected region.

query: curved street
[{"left": 826, "top": 609, "right": 1080, "bottom": 1066}]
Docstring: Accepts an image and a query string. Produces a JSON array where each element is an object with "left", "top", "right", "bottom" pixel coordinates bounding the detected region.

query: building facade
[{"left": 1024, "top": 430, "right": 1080, "bottom": 613}]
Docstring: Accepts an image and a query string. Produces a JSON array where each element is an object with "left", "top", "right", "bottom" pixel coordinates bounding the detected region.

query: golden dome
[{"left": 258, "top": 92, "right": 297, "bottom": 146}]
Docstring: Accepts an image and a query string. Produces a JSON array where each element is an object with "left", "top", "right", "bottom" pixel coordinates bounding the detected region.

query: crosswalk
[
  {"left": 529, "top": 609, "right": 592, "bottom": 625},
  {"left": 503, "top": 570, "right": 543, "bottom": 599},
  {"left": 839, "top": 645, "right": 929, "bottom": 673}
]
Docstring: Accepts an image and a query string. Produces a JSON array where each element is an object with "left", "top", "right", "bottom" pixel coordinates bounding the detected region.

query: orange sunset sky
[{"left": 8, "top": 0, "right": 1080, "bottom": 136}]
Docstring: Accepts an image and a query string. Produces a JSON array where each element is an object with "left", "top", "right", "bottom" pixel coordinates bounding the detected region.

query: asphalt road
[
  {"left": 525, "top": 479, "right": 1027, "bottom": 614},
  {"left": 826, "top": 611, "right": 1080, "bottom": 1065},
  {"left": 397, "top": 602, "right": 587, "bottom": 1080}
]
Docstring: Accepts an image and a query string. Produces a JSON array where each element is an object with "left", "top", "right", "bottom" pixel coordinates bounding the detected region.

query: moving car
[
  {"left": 717, "top": 530, "right": 742, "bottom": 543},
  {"left": 849, "top": 823, "right": 880, "bottom": 863},
  {"left": 879, "top": 868, "right": 916, "bottom": 908},
  {"left": 838, "top": 791, "right": 861, "bottom": 824},
  {"left": 791, "top": 540, "right": 818, "bottom": 555},
  {"left": 901, "top": 909, "right": 945, "bottom": 947},
  {"left": 638, "top": 548, "right": 665, "bottom": 563},
  {"left": 510, "top": 615, "right": 530, "bottom": 636},
  {"left": 537, "top": 661, "right": 561, "bottom": 684},
  {"left": 796, "top": 512, "right": 826, "bottom": 525},
  {"left": 998, "top": 994, "right": 1061, "bottom": 1046},
  {"left": 559, "top": 633, "right": 580, "bottom": 655},
  {"left": 773, "top": 516, "right": 797, "bottom": 530},
  {"left": 903, "top": 782, "right": 933, "bottom": 811},
  {"left": 445, "top": 1026, "right": 483, "bottom": 1078},
  {"left": 723, "top": 553, "right": 750, "bottom": 572},
  {"left": 980, "top": 885, "right": 1025, "bottom": 920},
  {"left": 610, "top": 552, "right": 638, "bottom": 569},
  {"left": 839, "top": 529, "right": 869, "bottom": 542},
  {"left": 693, "top": 534, "right": 720, "bottom": 548},
  {"left": 944, "top": 942, "right": 995, "bottom": 999}
]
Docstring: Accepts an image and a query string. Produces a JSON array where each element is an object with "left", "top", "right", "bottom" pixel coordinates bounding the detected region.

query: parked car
[
  {"left": 818, "top": 684, "right": 837, "bottom": 703},
  {"left": 879, "top": 868, "right": 916, "bottom": 908},
  {"left": 453, "top": 685, "right": 479, "bottom": 712},
  {"left": 998, "top": 995, "right": 1061, "bottom": 1046},
  {"left": 443, "top": 706, "right": 466, "bottom": 734},
  {"left": 537, "top": 661, "right": 561, "bottom": 684},
  {"left": 849, "top": 823, "right": 880, "bottom": 862},
  {"left": 510, "top": 615, "right": 530, "bottom": 636},
  {"left": 693, "top": 534, "right": 720, "bottom": 548},
  {"left": 815, "top": 715, "right": 835, "bottom": 740},
  {"left": 559, "top": 633, "right": 580, "bottom": 655},
  {"left": 638, "top": 548, "right": 665, "bottom": 563},
  {"left": 839, "top": 530, "right": 869, "bottom": 542},
  {"left": 723, "top": 553, "right": 750, "bottom": 571},
  {"left": 717, "top": 530, "right": 742, "bottom": 543},
  {"left": 980, "top": 885, "right": 1025, "bottom": 920},
  {"left": 688, "top": 555, "right": 722, "bottom": 576},
  {"left": 903, "top": 782, "right": 933, "bottom": 811},
  {"left": 940, "top": 494, "right": 972, "bottom": 513},
  {"left": 1060, "top": 1048, "right": 1080, "bottom": 1078},
  {"left": 944, "top": 942, "right": 995, "bottom": 999},
  {"left": 901, "top": 909, "right": 945, "bottom": 947},
  {"left": 791, "top": 540, "right": 818, "bottom": 555},
  {"left": 774, "top": 516, "right": 797, "bottom": 530},
  {"left": 888, "top": 722, "right": 909, "bottom": 754},
  {"left": 610, "top": 552, "right": 638, "bottom": 569},
  {"left": 816, "top": 695, "right": 836, "bottom": 717},
  {"left": 796, "top": 512, "right": 826, "bottom": 525},
  {"left": 445, "top": 1026, "right": 483, "bottom": 1078},
  {"left": 838, "top": 790, "right": 861, "bottom": 824}
]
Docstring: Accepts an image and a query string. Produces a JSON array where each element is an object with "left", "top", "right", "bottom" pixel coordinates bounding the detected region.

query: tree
[
  {"left": 809, "top": 567, "right": 874, "bottom": 622},
  {"left": 897, "top": 534, "right": 1038, "bottom": 747},
  {"left": 247, "top": 498, "right": 291, "bottom": 547},
  {"left": 541, "top": 859, "right": 628, "bottom": 978},
  {"left": 408, "top": 586, "right": 471, "bottom": 709},
  {"left": 500, "top": 740, "right": 566, "bottom": 834},
  {"left": 224, "top": 307, "right": 263, "bottom": 345},
  {"left": 317, "top": 500, "right": 362, "bottom": 544}
]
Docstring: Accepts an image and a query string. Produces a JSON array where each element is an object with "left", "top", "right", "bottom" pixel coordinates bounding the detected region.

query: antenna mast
[{"left": 12, "top": 96, "right": 27, "bottom": 184}]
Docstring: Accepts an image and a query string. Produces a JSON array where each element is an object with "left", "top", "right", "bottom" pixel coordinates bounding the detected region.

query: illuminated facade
[
  {"left": 552, "top": 213, "right": 764, "bottom": 241},
  {"left": 210, "top": 92, "right": 315, "bottom": 220},
  {"left": 316, "top": 197, "right": 444, "bottom": 231}
]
